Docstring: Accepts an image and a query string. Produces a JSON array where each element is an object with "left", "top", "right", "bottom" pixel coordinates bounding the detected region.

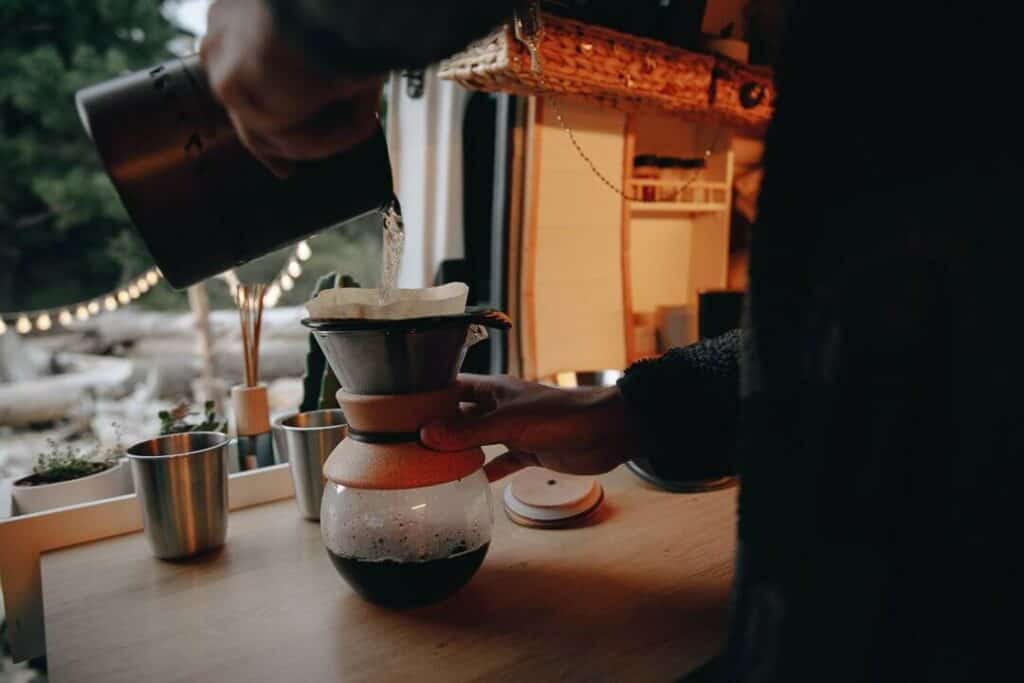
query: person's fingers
[
  {"left": 420, "top": 411, "right": 526, "bottom": 452},
  {"left": 214, "top": 67, "right": 381, "bottom": 139},
  {"left": 265, "top": 94, "right": 379, "bottom": 160},
  {"left": 229, "top": 114, "right": 295, "bottom": 178},
  {"left": 451, "top": 374, "right": 509, "bottom": 410},
  {"left": 483, "top": 449, "right": 539, "bottom": 482},
  {"left": 458, "top": 402, "right": 489, "bottom": 419}
]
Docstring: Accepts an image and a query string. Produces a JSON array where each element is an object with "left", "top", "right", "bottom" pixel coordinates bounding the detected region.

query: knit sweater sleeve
[
  {"left": 264, "top": 0, "right": 516, "bottom": 74},
  {"left": 617, "top": 330, "right": 741, "bottom": 481}
]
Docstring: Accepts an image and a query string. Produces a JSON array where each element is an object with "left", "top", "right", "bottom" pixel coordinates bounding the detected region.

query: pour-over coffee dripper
[{"left": 303, "top": 307, "right": 511, "bottom": 607}]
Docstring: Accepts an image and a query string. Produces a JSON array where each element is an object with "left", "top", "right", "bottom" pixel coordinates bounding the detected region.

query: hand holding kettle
[{"left": 200, "top": 0, "right": 384, "bottom": 177}]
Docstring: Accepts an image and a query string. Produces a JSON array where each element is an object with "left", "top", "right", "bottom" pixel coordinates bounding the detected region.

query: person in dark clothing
[{"left": 202, "top": 1, "right": 1018, "bottom": 680}]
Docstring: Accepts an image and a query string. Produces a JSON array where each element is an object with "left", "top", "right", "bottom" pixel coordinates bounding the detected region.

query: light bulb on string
[
  {"left": 58, "top": 310, "right": 73, "bottom": 326},
  {"left": 128, "top": 285, "right": 140, "bottom": 299},
  {"left": 117, "top": 290, "right": 130, "bottom": 305},
  {"left": 104, "top": 296, "right": 118, "bottom": 311},
  {"left": 16, "top": 316, "right": 31, "bottom": 334},
  {"left": 263, "top": 284, "right": 282, "bottom": 307},
  {"left": 280, "top": 274, "right": 294, "bottom": 291},
  {"left": 287, "top": 260, "right": 302, "bottom": 278},
  {"left": 88, "top": 301, "right": 100, "bottom": 315},
  {"left": 0, "top": 319, "right": 7, "bottom": 336},
  {"left": 146, "top": 270, "right": 159, "bottom": 286},
  {"left": 137, "top": 278, "right": 149, "bottom": 293},
  {"left": 36, "top": 313, "right": 52, "bottom": 331},
  {"left": 296, "top": 241, "right": 312, "bottom": 261},
  {"left": 76, "top": 305, "right": 89, "bottom": 321}
]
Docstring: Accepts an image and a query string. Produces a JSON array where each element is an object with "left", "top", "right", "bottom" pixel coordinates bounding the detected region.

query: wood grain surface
[{"left": 42, "top": 467, "right": 737, "bottom": 682}]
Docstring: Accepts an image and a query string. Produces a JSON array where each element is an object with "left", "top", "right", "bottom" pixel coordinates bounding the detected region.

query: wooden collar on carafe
[{"left": 323, "top": 384, "right": 484, "bottom": 489}]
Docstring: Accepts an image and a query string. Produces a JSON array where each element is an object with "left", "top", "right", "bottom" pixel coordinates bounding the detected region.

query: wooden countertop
[{"left": 42, "top": 468, "right": 736, "bottom": 682}]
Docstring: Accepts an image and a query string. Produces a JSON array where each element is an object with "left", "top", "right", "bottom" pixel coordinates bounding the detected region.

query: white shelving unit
[
  {"left": 627, "top": 178, "right": 731, "bottom": 215},
  {"left": 621, "top": 117, "right": 736, "bottom": 364}
]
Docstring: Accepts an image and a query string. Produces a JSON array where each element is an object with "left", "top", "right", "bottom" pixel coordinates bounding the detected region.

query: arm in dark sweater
[
  {"left": 618, "top": 329, "right": 741, "bottom": 481},
  {"left": 265, "top": 0, "right": 517, "bottom": 73}
]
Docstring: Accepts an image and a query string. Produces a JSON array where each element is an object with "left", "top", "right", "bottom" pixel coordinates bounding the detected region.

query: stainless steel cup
[
  {"left": 126, "top": 432, "right": 230, "bottom": 559},
  {"left": 272, "top": 410, "right": 347, "bottom": 520}
]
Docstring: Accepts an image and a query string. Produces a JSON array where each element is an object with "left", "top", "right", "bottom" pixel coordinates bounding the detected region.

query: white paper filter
[{"left": 305, "top": 282, "right": 469, "bottom": 320}]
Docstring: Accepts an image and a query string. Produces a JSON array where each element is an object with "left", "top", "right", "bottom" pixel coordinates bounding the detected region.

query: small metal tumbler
[
  {"left": 272, "top": 410, "right": 347, "bottom": 520},
  {"left": 126, "top": 432, "right": 230, "bottom": 559}
]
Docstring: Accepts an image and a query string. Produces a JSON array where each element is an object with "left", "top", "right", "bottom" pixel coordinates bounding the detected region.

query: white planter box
[{"left": 11, "top": 459, "right": 134, "bottom": 516}]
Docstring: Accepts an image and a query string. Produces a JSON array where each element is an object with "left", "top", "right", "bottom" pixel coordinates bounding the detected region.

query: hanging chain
[{"left": 514, "top": 1, "right": 716, "bottom": 204}]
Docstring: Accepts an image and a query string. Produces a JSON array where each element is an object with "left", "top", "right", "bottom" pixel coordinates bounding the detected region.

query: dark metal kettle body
[{"left": 75, "top": 55, "right": 394, "bottom": 289}]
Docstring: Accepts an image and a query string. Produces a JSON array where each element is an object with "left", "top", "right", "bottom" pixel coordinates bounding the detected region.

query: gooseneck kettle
[{"left": 75, "top": 55, "right": 394, "bottom": 289}]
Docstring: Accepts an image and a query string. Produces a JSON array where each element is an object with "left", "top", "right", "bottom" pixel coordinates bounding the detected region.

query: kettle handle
[{"left": 464, "top": 308, "right": 513, "bottom": 330}]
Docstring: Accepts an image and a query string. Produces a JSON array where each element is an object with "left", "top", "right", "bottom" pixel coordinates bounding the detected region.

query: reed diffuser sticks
[
  {"left": 232, "top": 283, "right": 274, "bottom": 470},
  {"left": 236, "top": 284, "right": 266, "bottom": 388}
]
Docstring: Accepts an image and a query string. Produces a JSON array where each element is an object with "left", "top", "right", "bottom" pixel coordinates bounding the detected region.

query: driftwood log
[
  {"left": 0, "top": 308, "right": 310, "bottom": 425},
  {"left": 0, "top": 354, "right": 134, "bottom": 427}
]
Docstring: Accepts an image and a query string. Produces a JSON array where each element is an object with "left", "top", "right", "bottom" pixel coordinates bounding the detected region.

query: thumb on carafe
[{"left": 420, "top": 414, "right": 520, "bottom": 453}]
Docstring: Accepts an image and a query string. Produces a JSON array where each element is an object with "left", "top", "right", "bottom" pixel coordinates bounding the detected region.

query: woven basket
[{"left": 439, "top": 13, "right": 773, "bottom": 134}]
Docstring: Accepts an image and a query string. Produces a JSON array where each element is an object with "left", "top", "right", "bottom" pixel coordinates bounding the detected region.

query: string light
[
  {"left": 3, "top": 238, "right": 311, "bottom": 326},
  {"left": 254, "top": 241, "right": 315, "bottom": 309},
  {"left": 263, "top": 284, "right": 282, "bottom": 307}
]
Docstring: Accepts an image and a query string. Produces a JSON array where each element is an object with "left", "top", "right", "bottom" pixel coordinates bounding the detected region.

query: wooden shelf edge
[{"left": 629, "top": 202, "right": 729, "bottom": 215}]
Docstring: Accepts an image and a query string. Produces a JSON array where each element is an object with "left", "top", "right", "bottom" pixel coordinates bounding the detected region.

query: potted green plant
[
  {"left": 158, "top": 399, "right": 235, "bottom": 471},
  {"left": 158, "top": 400, "right": 226, "bottom": 435},
  {"left": 11, "top": 432, "right": 133, "bottom": 515}
]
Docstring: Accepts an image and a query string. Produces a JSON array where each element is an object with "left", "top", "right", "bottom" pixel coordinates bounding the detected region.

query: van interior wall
[{"left": 527, "top": 100, "right": 627, "bottom": 379}]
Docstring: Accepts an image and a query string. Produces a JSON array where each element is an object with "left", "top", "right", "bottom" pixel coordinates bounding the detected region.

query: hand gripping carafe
[
  {"left": 75, "top": 55, "right": 394, "bottom": 289},
  {"left": 303, "top": 307, "right": 512, "bottom": 607}
]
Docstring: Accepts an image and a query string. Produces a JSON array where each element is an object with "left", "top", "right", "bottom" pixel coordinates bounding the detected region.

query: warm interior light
[{"left": 555, "top": 371, "right": 578, "bottom": 388}]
